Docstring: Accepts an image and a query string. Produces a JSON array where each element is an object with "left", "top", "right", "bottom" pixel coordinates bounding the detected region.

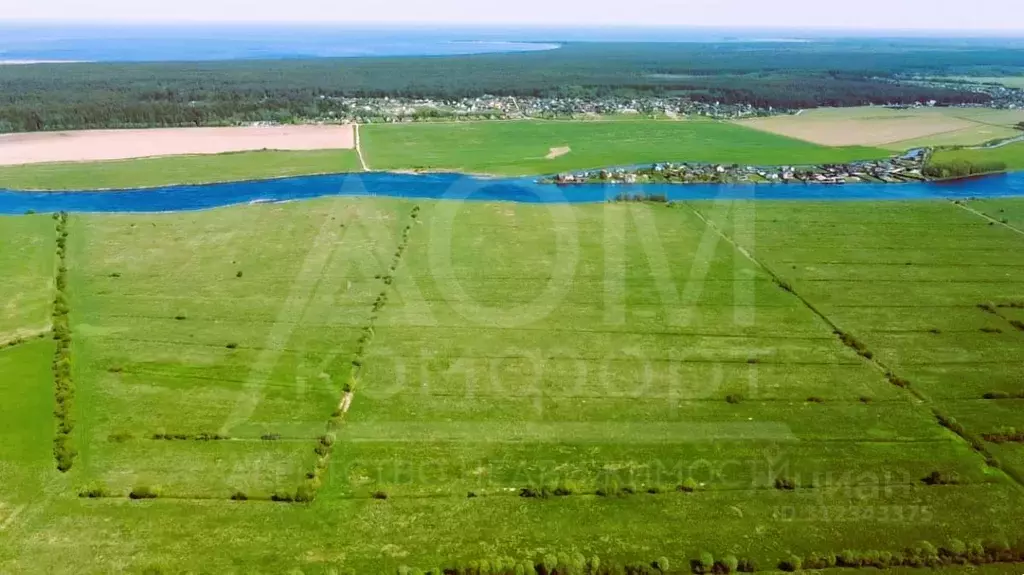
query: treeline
[
  {"left": 923, "top": 159, "right": 1008, "bottom": 179},
  {"left": 0, "top": 41, "right": 1015, "bottom": 132}
]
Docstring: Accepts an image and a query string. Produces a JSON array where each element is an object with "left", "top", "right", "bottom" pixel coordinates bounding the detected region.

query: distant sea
[{"left": 1, "top": 24, "right": 1021, "bottom": 64}]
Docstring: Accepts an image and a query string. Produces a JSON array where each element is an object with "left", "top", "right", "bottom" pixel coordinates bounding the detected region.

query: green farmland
[
  {"left": 0, "top": 149, "right": 362, "bottom": 191},
  {"left": 361, "top": 120, "right": 890, "bottom": 176},
  {"left": 2, "top": 193, "right": 1024, "bottom": 574},
  {"left": 930, "top": 141, "right": 1024, "bottom": 171}
]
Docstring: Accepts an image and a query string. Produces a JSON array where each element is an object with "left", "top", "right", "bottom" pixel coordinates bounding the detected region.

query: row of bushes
[
  {"left": 52, "top": 212, "right": 76, "bottom": 473},
  {"left": 150, "top": 432, "right": 230, "bottom": 441},
  {"left": 400, "top": 537, "right": 1024, "bottom": 575},
  {"left": 612, "top": 192, "right": 669, "bottom": 204},
  {"left": 982, "top": 427, "right": 1024, "bottom": 444},
  {"left": 517, "top": 477, "right": 703, "bottom": 499},
  {"left": 934, "top": 412, "right": 1000, "bottom": 467},
  {"left": 397, "top": 552, "right": 757, "bottom": 575},
  {"left": 834, "top": 330, "right": 873, "bottom": 360},
  {"left": 285, "top": 206, "right": 422, "bottom": 505},
  {"left": 79, "top": 484, "right": 159, "bottom": 499},
  {"left": 782, "top": 538, "right": 1024, "bottom": 571}
]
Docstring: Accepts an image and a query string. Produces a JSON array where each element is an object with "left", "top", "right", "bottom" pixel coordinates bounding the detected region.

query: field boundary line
[
  {"left": 951, "top": 201, "right": 1024, "bottom": 237},
  {"left": 284, "top": 205, "right": 422, "bottom": 503},
  {"left": 354, "top": 124, "right": 369, "bottom": 172},
  {"left": 682, "top": 201, "right": 1024, "bottom": 490}
]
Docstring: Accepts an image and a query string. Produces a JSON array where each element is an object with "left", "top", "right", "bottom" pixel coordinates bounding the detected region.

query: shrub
[
  {"left": 467, "top": 491, "right": 477, "bottom": 498},
  {"left": 983, "top": 391, "right": 1011, "bottom": 399},
  {"left": 372, "top": 490, "right": 388, "bottom": 500},
  {"left": 225, "top": 342, "right": 238, "bottom": 349},
  {"left": 230, "top": 491, "right": 248, "bottom": 501},
  {"left": 859, "top": 396, "right": 873, "bottom": 404},
  {"left": 922, "top": 470, "right": 960, "bottom": 485},
  {"left": 236, "top": 271, "right": 244, "bottom": 278},
  {"left": 725, "top": 394, "right": 743, "bottom": 404},
  {"left": 679, "top": 477, "right": 698, "bottom": 493},
  {"left": 174, "top": 314, "right": 187, "bottom": 321},
  {"left": 736, "top": 558, "right": 756, "bottom": 573},
  {"left": 806, "top": 396, "right": 824, "bottom": 403},
  {"left": 294, "top": 484, "right": 316, "bottom": 502},
  {"left": 718, "top": 555, "right": 739, "bottom": 573},
  {"left": 79, "top": 485, "right": 110, "bottom": 498},
  {"left": 271, "top": 491, "right": 295, "bottom": 502},
  {"left": 778, "top": 555, "right": 801, "bottom": 572},
  {"left": 261, "top": 433, "right": 281, "bottom": 441},
  {"left": 129, "top": 485, "right": 158, "bottom": 500},
  {"left": 693, "top": 552, "right": 714, "bottom": 574},
  {"left": 774, "top": 477, "right": 796, "bottom": 490},
  {"left": 652, "top": 557, "right": 670, "bottom": 572}
]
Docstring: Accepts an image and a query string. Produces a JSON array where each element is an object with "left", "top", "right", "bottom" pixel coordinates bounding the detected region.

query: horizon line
[{"left": 1, "top": 20, "right": 1024, "bottom": 35}]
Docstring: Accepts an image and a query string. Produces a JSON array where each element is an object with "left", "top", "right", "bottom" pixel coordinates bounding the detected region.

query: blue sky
[{"left": 3, "top": 0, "right": 1023, "bottom": 31}]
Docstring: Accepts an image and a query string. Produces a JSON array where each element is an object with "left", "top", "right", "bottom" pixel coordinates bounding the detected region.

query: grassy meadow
[
  {"left": 0, "top": 215, "right": 55, "bottom": 338},
  {"left": 360, "top": 120, "right": 889, "bottom": 176},
  {"left": 3, "top": 195, "right": 1024, "bottom": 573},
  {"left": 930, "top": 141, "right": 1024, "bottom": 171},
  {"left": 0, "top": 149, "right": 362, "bottom": 191}
]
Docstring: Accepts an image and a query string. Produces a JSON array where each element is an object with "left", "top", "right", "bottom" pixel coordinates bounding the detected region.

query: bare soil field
[
  {"left": 0, "top": 125, "right": 355, "bottom": 166},
  {"left": 735, "top": 107, "right": 976, "bottom": 147},
  {"left": 545, "top": 146, "right": 572, "bottom": 159}
]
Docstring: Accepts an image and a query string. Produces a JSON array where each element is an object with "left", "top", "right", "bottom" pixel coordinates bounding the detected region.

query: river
[{"left": 1, "top": 171, "right": 1022, "bottom": 214}]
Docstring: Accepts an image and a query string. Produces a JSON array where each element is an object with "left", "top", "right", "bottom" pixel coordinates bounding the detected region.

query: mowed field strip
[
  {"left": 3, "top": 195, "right": 1024, "bottom": 573},
  {"left": 736, "top": 106, "right": 1024, "bottom": 150},
  {"left": 0, "top": 125, "right": 355, "bottom": 166}
]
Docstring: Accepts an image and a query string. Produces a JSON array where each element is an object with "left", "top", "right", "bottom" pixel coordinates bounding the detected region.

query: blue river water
[{"left": 1, "top": 171, "right": 1022, "bottom": 214}]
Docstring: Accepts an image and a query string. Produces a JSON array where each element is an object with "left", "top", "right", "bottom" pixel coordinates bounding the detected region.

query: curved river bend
[{"left": 1, "top": 171, "right": 1022, "bottom": 214}]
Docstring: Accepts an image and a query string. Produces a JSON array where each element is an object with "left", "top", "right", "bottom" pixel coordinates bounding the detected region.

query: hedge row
[
  {"left": 833, "top": 329, "right": 873, "bottom": 360},
  {"left": 398, "top": 551, "right": 756, "bottom": 575},
  {"left": 982, "top": 427, "right": 1024, "bottom": 444},
  {"left": 290, "top": 205, "right": 421, "bottom": 504},
  {"left": 150, "top": 432, "right": 230, "bottom": 441},
  {"left": 783, "top": 537, "right": 1024, "bottom": 571},
  {"left": 401, "top": 538, "right": 1024, "bottom": 575},
  {"left": 52, "top": 212, "right": 76, "bottom": 472}
]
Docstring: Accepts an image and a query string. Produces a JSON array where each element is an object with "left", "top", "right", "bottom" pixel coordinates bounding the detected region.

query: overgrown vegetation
[
  {"left": 51, "top": 212, "right": 76, "bottom": 472},
  {"left": 923, "top": 159, "right": 1008, "bottom": 179}
]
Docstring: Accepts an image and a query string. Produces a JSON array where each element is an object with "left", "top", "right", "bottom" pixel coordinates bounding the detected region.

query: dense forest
[{"left": 2, "top": 40, "right": 1022, "bottom": 132}]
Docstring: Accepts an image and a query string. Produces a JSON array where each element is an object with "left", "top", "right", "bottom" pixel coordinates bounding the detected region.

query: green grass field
[
  {"left": 0, "top": 149, "right": 362, "bottom": 191},
  {"left": 361, "top": 120, "right": 889, "bottom": 176},
  {"left": 0, "top": 215, "right": 55, "bottom": 338},
  {"left": 930, "top": 141, "right": 1024, "bottom": 171},
  {"left": 3, "top": 195, "right": 1024, "bottom": 573}
]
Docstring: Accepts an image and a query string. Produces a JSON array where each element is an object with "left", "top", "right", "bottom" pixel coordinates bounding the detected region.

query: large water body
[
  {"left": 1, "top": 172, "right": 1021, "bottom": 214},
  {"left": 4, "top": 24, "right": 1021, "bottom": 63}
]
